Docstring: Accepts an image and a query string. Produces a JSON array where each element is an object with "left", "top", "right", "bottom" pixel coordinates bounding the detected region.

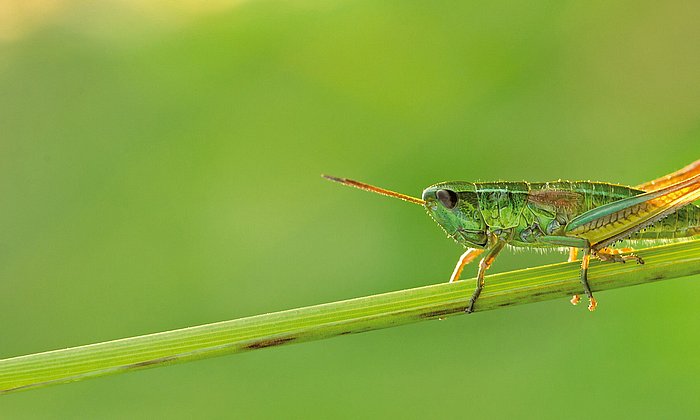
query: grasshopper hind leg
[{"left": 595, "top": 247, "right": 645, "bottom": 265}]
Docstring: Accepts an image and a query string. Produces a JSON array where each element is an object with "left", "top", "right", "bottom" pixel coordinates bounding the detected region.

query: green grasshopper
[{"left": 324, "top": 159, "right": 700, "bottom": 313}]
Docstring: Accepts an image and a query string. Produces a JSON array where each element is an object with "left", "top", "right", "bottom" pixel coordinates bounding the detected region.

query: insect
[{"left": 324, "top": 159, "right": 700, "bottom": 313}]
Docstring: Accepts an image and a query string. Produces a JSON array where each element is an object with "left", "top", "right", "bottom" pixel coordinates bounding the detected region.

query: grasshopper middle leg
[
  {"left": 568, "top": 248, "right": 581, "bottom": 305},
  {"left": 465, "top": 234, "right": 508, "bottom": 313},
  {"left": 448, "top": 234, "right": 508, "bottom": 314},
  {"left": 541, "top": 236, "right": 598, "bottom": 310}
]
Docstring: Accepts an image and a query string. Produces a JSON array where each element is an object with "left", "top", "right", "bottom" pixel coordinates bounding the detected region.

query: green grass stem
[{"left": 2, "top": 240, "right": 700, "bottom": 394}]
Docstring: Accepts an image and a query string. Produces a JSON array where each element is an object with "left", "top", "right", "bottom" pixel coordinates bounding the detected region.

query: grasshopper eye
[{"left": 436, "top": 189, "right": 458, "bottom": 209}]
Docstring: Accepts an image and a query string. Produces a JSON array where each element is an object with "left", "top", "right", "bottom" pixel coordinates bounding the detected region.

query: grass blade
[{"left": 2, "top": 240, "right": 700, "bottom": 394}]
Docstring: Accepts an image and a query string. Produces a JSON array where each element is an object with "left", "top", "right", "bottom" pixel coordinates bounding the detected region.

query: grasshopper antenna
[{"left": 322, "top": 174, "right": 426, "bottom": 206}]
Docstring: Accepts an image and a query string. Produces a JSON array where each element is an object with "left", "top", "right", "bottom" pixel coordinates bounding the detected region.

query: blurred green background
[{"left": 2, "top": 0, "right": 700, "bottom": 418}]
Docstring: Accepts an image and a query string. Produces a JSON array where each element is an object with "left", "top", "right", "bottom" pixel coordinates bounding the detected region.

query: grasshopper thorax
[{"left": 422, "top": 182, "right": 488, "bottom": 248}]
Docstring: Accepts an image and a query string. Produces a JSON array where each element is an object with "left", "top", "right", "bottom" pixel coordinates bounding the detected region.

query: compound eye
[{"left": 436, "top": 189, "right": 458, "bottom": 209}]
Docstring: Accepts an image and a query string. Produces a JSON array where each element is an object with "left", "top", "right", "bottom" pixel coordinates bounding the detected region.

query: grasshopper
[{"left": 324, "top": 159, "right": 700, "bottom": 313}]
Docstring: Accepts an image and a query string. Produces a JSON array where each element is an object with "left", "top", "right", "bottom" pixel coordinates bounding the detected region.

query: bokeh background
[{"left": 2, "top": 1, "right": 700, "bottom": 418}]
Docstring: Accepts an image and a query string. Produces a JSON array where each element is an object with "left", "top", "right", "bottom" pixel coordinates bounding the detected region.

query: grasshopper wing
[
  {"left": 636, "top": 159, "right": 700, "bottom": 192},
  {"left": 566, "top": 173, "right": 700, "bottom": 248}
]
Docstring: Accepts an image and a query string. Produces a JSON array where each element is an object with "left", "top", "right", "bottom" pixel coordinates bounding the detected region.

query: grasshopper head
[
  {"left": 422, "top": 182, "right": 488, "bottom": 248},
  {"left": 322, "top": 175, "right": 487, "bottom": 248}
]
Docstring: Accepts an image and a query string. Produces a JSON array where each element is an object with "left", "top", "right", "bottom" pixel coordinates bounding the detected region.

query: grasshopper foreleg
[{"left": 449, "top": 248, "right": 484, "bottom": 283}]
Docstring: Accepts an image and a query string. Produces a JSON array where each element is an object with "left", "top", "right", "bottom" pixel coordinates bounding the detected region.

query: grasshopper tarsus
[
  {"left": 588, "top": 297, "right": 598, "bottom": 312},
  {"left": 465, "top": 291, "right": 481, "bottom": 314}
]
